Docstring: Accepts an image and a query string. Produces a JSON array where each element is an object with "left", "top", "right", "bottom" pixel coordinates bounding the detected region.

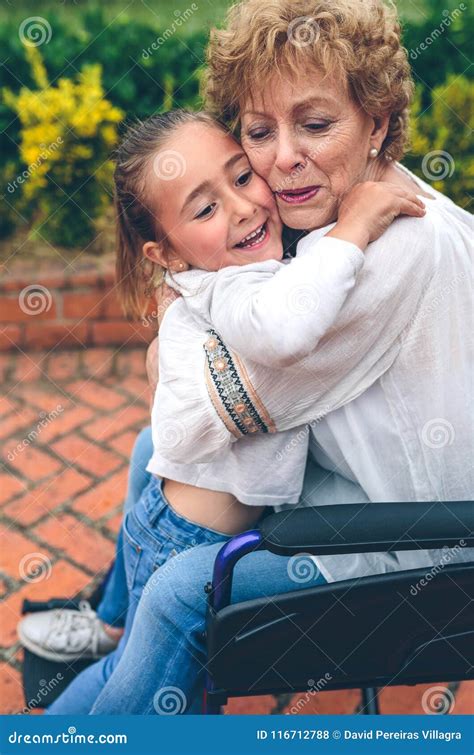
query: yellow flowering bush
[{"left": 3, "top": 46, "right": 124, "bottom": 247}]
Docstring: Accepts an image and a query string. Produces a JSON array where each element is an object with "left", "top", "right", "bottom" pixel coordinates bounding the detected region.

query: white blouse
[
  {"left": 149, "top": 166, "right": 474, "bottom": 583},
  {"left": 147, "top": 234, "right": 363, "bottom": 507}
]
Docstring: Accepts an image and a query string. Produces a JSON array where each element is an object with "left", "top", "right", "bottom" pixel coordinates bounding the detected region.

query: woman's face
[{"left": 240, "top": 67, "right": 382, "bottom": 230}]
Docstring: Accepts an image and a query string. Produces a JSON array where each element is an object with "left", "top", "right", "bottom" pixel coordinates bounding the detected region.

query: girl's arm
[
  {"left": 208, "top": 182, "right": 425, "bottom": 367},
  {"left": 154, "top": 208, "right": 435, "bottom": 464},
  {"left": 209, "top": 237, "right": 362, "bottom": 367}
]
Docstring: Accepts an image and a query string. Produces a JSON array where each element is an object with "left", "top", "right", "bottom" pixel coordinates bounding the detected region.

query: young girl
[{"left": 30, "top": 110, "right": 423, "bottom": 712}]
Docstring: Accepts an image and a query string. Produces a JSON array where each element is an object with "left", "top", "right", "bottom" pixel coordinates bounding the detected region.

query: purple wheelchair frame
[{"left": 204, "top": 529, "right": 263, "bottom": 714}]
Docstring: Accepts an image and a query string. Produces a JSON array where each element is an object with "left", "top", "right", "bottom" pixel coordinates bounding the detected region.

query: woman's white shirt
[{"left": 149, "top": 166, "right": 473, "bottom": 582}]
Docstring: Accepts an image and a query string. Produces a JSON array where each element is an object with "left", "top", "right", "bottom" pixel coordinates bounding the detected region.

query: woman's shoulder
[
  {"left": 395, "top": 162, "right": 472, "bottom": 230},
  {"left": 374, "top": 189, "right": 470, "bottom": 256},
  {"left": 359, "top": 202, "right": 467, "bottom": 304}
]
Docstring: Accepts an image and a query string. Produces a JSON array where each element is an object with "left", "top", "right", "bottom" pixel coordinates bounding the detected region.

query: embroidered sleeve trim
[{"left": 203, "top": 329, "right": 275, "bottom": 438}]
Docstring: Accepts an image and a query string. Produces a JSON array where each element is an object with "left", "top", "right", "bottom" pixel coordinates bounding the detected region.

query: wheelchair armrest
[{"left": 259, "top": 501, "right": 474, "bottom": 556}]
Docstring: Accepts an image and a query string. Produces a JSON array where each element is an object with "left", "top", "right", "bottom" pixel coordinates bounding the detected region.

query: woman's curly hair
[{"left": 204, "top": 0, "right": 414, "bottom": 161}]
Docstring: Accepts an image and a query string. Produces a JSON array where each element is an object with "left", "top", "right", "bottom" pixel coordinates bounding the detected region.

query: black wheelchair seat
[
  {"left": 205, "top": 501, "right": 474, "bottom": 713},
  {"left": 207, "top": 563, "right": 474, "bottom": 696}
]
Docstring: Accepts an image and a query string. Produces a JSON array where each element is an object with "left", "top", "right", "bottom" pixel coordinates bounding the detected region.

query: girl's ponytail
[{"left": 114, "top": 189, "right": 159, "bottom": 320}]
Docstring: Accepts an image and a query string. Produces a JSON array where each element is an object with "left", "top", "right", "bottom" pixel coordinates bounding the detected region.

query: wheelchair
[{"left": 22, "top": 501, "right": 474, "bottom": 715}]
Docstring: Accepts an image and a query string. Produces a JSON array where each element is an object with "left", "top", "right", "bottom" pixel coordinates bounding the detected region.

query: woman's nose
[{"left": 274, "top": 131, "right": 306, "bottom": 176}]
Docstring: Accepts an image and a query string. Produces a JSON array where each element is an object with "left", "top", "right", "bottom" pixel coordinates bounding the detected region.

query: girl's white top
[
  {"left": 148, "top": 165, "right": 474, "bottom": 583},
  {"left": 147, "top": 233, "right": 364, "bottom": 506}
]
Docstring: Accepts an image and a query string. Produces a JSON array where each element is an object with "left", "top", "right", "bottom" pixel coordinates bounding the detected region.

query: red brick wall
[{"left": 0, "top": 263, "right": 157, "bottom": 351}]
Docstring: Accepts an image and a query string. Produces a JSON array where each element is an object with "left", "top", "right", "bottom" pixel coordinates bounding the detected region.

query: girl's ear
[
  {"left": 143, "top": 240, "right": 190, "bottom": 272},
  {"left": 142, "top": 240, "right": 168, "bottom": 268}
]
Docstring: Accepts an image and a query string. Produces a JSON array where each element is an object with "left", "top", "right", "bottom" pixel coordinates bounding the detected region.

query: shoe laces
[{"left": 50, "top": 600, "right": 100, "bottom": 653}]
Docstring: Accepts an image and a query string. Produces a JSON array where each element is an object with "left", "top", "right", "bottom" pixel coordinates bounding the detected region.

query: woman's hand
[{"left": 331, "top": 182, "right": 426, "bottom": 249}]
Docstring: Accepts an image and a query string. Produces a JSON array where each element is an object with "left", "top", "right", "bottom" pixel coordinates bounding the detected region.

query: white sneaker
[{"left": 18, "top": 600, "right": 119, "bottom": 662}]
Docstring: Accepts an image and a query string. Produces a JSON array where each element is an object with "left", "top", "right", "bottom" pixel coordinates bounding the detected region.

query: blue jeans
[
  {"left": 96, "top": 427, "right": 153, "bottom": 628},
  {"left": 90, "top": 540, "right": 327, "bottom": 714},
  {"left": 47, "top": 472, "right": 232, "bottom": 714},
  {"left": 48, "top": 426, "right": 328, "bottom": 714}
]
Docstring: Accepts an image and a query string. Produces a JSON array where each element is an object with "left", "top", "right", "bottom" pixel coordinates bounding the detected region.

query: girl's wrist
[{"left": 326, "top": 220, "right": 369, "bottom": 251}]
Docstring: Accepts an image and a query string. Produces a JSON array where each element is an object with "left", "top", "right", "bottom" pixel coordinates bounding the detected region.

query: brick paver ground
[{"left": 0, "top": 347, "right": 472, "bottom": 715}]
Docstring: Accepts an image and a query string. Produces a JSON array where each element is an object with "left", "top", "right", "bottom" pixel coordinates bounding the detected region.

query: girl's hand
[{"left": 330, "top": 181, "right": 426, "bottom": 249}]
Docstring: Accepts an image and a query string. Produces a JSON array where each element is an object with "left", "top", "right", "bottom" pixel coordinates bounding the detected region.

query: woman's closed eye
[
  {"left": 303, "top": 121, "right": 331, "bottom": 133},
  {"left": 246, "top": 128, "right": 271, "bottom": 142}
]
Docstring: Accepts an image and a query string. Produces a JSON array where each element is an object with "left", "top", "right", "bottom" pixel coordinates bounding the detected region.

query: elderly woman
[{"left": 30, "top": 0, "right": 472, "bottom": 714}]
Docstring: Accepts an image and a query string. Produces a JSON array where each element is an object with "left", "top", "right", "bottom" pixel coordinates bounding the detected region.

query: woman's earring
[{"left": 369, "top": 147, "right": 379, "bottom": 158}]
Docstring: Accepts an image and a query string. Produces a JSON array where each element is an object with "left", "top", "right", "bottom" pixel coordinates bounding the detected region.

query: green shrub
[
  {"left": 402, "top": 0, "right": 473, "bottom": 108},
  {"left": 406, "top": 75, "right": 473, "bottom": 210}
]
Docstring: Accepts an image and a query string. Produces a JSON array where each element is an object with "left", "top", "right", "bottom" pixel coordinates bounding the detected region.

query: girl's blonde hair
[
  {"left": 114, "top": 110, "right": 227, "bottom": 319},
  {"left": 204, "top": 0, "right": 414, "bottom": 161}
]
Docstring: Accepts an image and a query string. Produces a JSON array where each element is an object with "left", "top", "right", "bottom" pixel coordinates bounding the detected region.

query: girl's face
[{"left": 146, "top": 121, "right": 283, "bottom": 271}]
